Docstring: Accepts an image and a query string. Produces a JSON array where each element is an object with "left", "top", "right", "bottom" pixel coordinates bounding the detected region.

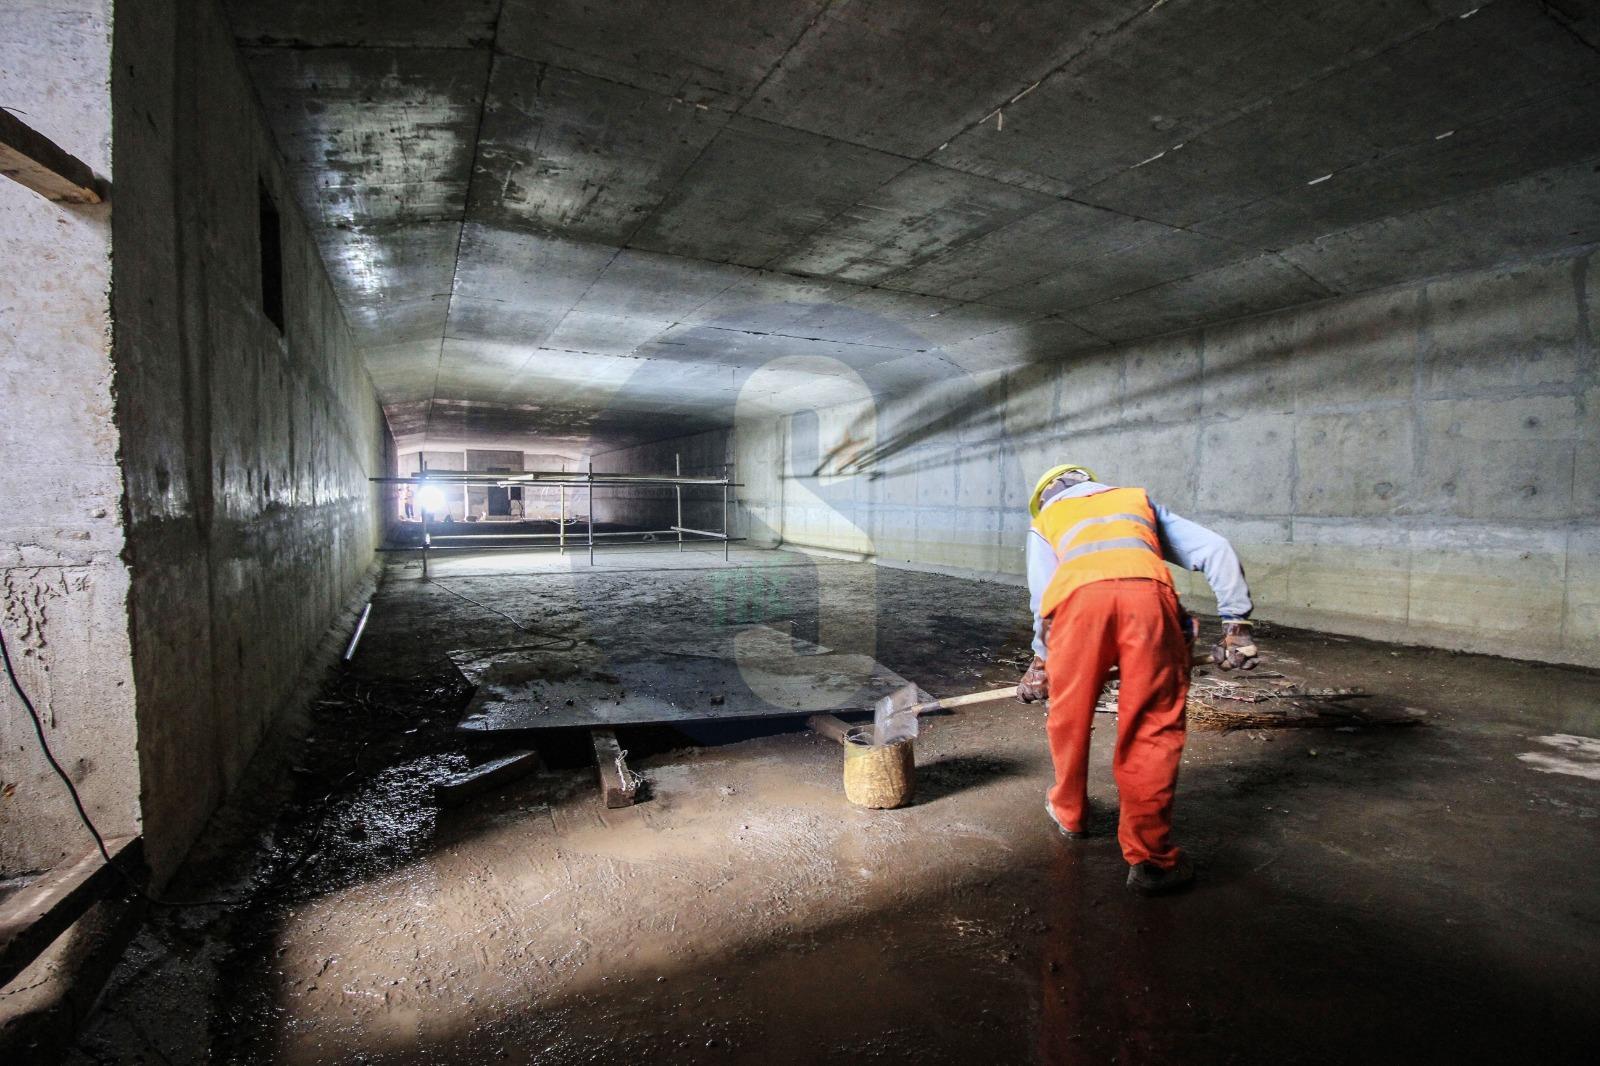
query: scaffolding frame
[{"left": 374, "top": 455, "right": 738, "bottom": 576}]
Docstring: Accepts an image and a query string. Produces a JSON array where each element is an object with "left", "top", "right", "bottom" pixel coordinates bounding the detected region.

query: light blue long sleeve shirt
[{"left": 1027, "top": 481, "right": 1252, "bottom": 659}]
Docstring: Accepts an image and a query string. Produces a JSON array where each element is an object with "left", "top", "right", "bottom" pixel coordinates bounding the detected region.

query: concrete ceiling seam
[
  {"left": 471, "top": 41, "right": 1212, "bottom": 255},
  {"left": 666, "top": 2, "right": 1151, "bottom": 275},
  {"left": 439, "top": 6, "right": 870, "bottom": 438},
  {"left": 427, "top": 0, "right": 511, "bottom": 445},
  {"left": 930, "top": 0, "right": 1498, "bottom": 197},
  {"left": 475, "top": 29, "right": 1251, "bottom": 273},
  {"left": 1071, "top": 4, "right": 1600, "bottom": 233},
  {"left": 469, "top": 0, "right": 1526, "bottom": 259}
]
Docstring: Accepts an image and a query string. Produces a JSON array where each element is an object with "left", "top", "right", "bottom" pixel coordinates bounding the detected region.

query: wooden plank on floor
[
  {"left": 0, "top": 109, "right": 102, "bottom": 204},
  {"left": 807, "top": 714, "right": 852, "bottom": 744},
  {"left": 0, "top": 836, "right": 137, "bottom": 987},
  {"left": 591, "top": 728, "right": 638, "bottom": 809},
  {"left": 433, "top": 749, "right": 544, "bottom": 807}
]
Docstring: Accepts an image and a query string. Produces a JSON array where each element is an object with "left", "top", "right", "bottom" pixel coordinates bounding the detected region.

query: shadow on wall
[
  {"left": 796, "top": 255, "right": 1590, "bottom": 525},
  {"left": 820, "top": 286, "right": 1430, "bottom": 481}
]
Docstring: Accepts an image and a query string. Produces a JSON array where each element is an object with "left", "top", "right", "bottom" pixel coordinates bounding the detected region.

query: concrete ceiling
[{"left": 228, "top": 0, "right": 1600, "bottom": 449}]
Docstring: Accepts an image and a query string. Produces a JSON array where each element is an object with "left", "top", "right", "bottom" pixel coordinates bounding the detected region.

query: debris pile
[{"left": 1093, "top": 669, "right": 1426, "bottom": 732}]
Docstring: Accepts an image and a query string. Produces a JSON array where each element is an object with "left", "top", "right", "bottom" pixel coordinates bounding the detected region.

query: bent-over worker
[{"left": 1017, "top": 464, "right": 1260, "bottom": 895}]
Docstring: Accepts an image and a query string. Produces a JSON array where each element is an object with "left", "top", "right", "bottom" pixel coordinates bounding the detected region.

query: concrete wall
[
  {"left": 737, "top": 252, "right": 1599, "bottom": 668},
  {"left": 595, "top": 429, "right": 735, "bottom": 536},
  {"left": 0, "top": 1, "right": 141, "bottom": 876},
  {"left": 111, "top": 0, "right": 390, "bottom": 880}
]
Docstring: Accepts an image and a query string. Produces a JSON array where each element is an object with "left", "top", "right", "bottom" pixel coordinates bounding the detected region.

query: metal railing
[{"left": 373, "top": 454, "right": 737, "bottom": 575}]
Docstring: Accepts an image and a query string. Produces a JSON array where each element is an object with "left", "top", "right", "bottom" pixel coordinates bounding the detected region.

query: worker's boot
[{"left": 1126, "top": 852, "right": 1194, "bottom": 895}]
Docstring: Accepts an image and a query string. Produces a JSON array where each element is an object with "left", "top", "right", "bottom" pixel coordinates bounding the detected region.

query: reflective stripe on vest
[
  {"left": 1058, "top": 535, "right": 1159, "bottom": 564},
  {"left": 1056, "top": 512, "right": 1156, "bottom": 548},
  {"left": 1032, "top": 486, "right": 1173, "bottom": 618}
]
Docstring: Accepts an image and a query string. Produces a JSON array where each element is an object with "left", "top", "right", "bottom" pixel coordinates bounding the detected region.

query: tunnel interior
[{"left": 0, "top": 1, "right": 1597, "bottom": 1063}]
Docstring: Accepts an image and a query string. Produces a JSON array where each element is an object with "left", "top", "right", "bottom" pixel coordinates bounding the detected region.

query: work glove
[
  {"left": 1018, "top": 655, "right": 1049, "bottom": 703},
  {"left": 1211, "top": 621, "right": 1260, "bottom": 671}
]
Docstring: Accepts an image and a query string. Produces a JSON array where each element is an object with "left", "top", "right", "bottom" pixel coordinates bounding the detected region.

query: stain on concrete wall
[
  {"left": 739, "top": 252, "right": 1600, "bottom": 668},
  {"left": 111, "top": 0, "right": 389, "bottom": 881},
  {"left": 0, "top": 0, "right": 142, "bottom": 876}
]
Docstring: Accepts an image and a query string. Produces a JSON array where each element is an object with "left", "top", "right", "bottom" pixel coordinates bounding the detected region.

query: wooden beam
[
  {"left": 0, "top": 109, "right": 102, "bottom": 204},
  {"left": 0, "top": 836, "right": 137, "bottom": 988},
  {"left": 590, "top": 729, "right": 638, "bottom": 808},
  {"left": 807, "top": 714, "right": 853, "bottom": 744},
  {"left": 432, "top": 749, "right": 544, "bottom": 807}
]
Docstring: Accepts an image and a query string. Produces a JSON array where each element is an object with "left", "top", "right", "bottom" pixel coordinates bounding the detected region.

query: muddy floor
[{"left": 70, "top": 546, "right": 1600, "bottom": 1064}]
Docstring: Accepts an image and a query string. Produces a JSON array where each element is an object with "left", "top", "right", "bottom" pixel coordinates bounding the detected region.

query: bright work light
[{"left": 416, "top": 484, "right": 447, "bottom": 515}]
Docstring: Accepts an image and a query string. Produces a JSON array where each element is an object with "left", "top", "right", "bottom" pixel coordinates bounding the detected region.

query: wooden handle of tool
[
  {"left": 815, "top": 656, "right": 1218, "bottom": 743},
  {"left": 912, "top": 687, "right": 1023, "bottom": 714},
  {"left": 810, "top": 688, "right": 1027, "bottom": 745},
  {"left": 917, "top": 653, "right": 1212, "bottom": 714}
]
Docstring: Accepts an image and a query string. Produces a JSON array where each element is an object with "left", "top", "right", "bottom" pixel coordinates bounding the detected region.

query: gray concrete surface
[
  {"left": 738, "top": 252, "right": 1600, "bottom": 667},
  {"left": 65, "top": 549, "right": 1600, "bottom": 1064},
  {"left": 0, "top": 0, "right": 141, "bottom": 877},
  {"left": 108, "top": 0, "right": 391, "bottom": 881},
  {"left": 223, "top": 0, "right": 1600, "bottom": 447}
]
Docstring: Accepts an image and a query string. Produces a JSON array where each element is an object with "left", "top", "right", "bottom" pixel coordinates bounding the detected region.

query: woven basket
[{"left": 842, "top": 729, "right": 915, "bottom": 809}]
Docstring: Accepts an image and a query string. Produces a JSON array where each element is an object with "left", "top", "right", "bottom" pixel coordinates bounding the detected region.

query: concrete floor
[{"left": 72, "top": 547, "right": 1600, "bottom": 1064}]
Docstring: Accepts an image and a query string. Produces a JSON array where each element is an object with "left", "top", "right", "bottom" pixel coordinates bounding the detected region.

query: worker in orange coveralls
[{"left": 1016, "top": 464, "right": 1260, "bottom": 894}]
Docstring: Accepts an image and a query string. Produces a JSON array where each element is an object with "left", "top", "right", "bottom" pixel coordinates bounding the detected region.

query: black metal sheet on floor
[{"left": 455, "top": 624, "right": 927, "bottom": 731}]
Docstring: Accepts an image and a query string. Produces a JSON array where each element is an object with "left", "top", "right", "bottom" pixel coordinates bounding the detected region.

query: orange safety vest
[{"left": 1033, "top": 486, "right": 1173, "bottom": 619}]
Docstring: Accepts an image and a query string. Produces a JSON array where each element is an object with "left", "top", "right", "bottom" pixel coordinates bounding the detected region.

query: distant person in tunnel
[{"left": 1016, "top": 464, "right": 1259, "bottom": 895}]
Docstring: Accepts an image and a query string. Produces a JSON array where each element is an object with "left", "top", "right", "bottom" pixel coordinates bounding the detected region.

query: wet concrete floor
[{"left": 71, "top": 547, "right": 1600, "bottom": 1064}]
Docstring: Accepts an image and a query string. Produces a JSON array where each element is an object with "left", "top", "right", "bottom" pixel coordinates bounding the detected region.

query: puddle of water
[{"left": 1518, "top": 734, "right": 1600, "bottom": 780}]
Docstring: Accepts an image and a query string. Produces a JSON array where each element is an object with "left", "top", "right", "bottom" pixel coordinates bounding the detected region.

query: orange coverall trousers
[{"left": 1044, "top": 578, "right": 1190, "bottom": 868}]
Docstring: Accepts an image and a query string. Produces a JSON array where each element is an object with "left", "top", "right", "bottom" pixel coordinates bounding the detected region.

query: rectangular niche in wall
[{"left": 259, "top": 179, "right": 285, "bottom": 332}]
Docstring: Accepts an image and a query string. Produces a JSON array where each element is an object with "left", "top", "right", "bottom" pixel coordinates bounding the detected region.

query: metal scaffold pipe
[
  {"left": 369, "top": 472, "right": 735, "bottom": 486},
  {"left": 384, "top": 458, "right": 739, "bottom": 568}
]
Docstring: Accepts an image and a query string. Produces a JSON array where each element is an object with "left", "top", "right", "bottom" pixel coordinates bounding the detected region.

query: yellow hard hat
[{"left": 1029, "top": 464, "right": 1096, "bottom": 517}]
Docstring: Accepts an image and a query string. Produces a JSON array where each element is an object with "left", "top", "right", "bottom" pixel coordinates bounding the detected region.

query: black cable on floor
[{"left": 1, "top": 620, "right": 238, "bottom": 909}]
